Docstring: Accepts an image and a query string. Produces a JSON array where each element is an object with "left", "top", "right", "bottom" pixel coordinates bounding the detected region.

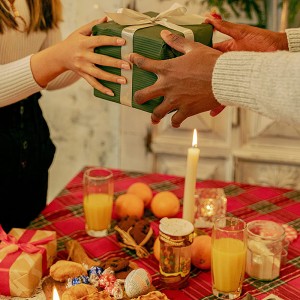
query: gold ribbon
[{"left": 105, "top": 3, "right": 205, "bottom": 107}]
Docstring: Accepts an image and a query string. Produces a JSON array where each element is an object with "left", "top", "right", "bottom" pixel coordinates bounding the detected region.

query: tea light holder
[{"left": 194, "top": 188, "right": 227, "bottom": 228}]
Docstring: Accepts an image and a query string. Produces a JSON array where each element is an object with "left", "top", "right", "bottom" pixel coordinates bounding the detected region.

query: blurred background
[{"left": 41, "top": 0, "right": 300, "bottom": 203}]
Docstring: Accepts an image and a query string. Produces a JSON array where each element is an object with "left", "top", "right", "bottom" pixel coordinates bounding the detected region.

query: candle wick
[{"left": 193, "top": 144, "right": 198, "bottom": 148}]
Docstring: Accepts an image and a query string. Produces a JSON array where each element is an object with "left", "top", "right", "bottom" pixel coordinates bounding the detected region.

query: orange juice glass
[
  {"left": 83, "top": 167, "right": 114, "bottom": 237},
  {"left": 211, "top": 217, "right": 247, "bottom": 299}
]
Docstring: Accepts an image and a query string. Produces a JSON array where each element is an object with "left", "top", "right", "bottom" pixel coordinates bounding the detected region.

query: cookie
[
  {"left": 116, "top": 216, "right": 140, "bottom": 242},
  {"left": 131, "top": 219, "right": 154, "bottom": 251},
  {"left": 100, "top": 257, "right": 129, "bottom": 272}
]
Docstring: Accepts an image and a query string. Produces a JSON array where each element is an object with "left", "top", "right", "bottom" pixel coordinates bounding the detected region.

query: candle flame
[
  {"left": 53, "top": 287, "right": 60, "bottom": 300},
  {"left": 192, "top": 129, "right": 198, "bottom": 147}
]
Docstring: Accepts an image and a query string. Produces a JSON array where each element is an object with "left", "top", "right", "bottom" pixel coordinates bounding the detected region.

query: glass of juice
[
  {"left": 83, "top": 167, "right": 114, "bottom": 237},
  {"left": 211, "top": 217, "right": 247, "bottom": 299}
]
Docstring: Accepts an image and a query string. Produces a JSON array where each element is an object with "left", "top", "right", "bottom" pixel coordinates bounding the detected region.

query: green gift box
[{"left": 92, "top": 8, "right": 213, "bottom": 113}]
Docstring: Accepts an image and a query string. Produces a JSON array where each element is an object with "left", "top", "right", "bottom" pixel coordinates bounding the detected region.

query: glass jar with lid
[{"left": 159, "top": 217, "right": 194, "bottom": 289}]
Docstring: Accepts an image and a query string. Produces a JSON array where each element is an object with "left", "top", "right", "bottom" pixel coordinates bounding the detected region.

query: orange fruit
[
  {"left": 150, "top": 191, "right": 180, "bottom": 219},
  {"left": 153, "top": 236, "right": 160, "bottom": 261},
  {"left": 191, "top": 235, "right": 212, "bottom": 270},
  {"left": 127, "top": 182, "right": 153, "bottom": 207},
  {"left": 115, "top": 193, "right": 144, "bottom": 219}
]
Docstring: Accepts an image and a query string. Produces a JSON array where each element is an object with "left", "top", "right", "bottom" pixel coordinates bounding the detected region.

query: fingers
[
  {"left": 88, "top": 52, "right": 130, "bottom": 70},
  {"left": 89, "top": 35, "right": 126, "bottom": 48},
  {"left": 170, "top": 109, "right": 188, "bottom": 128},
  {"left": 80, "top": 72, "right": 115, "bottom": 96},
  {"left": 160, "top": 30, "right": 197, "bottom": 54},
  {"left": 205, "top": 18, "right": 242, "bottom": 39},
  {"left": 89, "top": 64, "right": 127, "bottom": 85},
  {"left": 134, "top": 85, "right": 162, "bottom": 105},
  {"left": 130, "top": 53, "right": 163, "bottom": 74},
  {"left": 210, "top": 105, "right": 226, "bottom": 117},
  {"left": 151, "top": 98, "right": 176, "bottom": 125}
]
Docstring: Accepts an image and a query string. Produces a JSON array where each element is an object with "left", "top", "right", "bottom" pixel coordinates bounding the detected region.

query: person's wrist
[{"left": 277, "top": 32, "right": 289, "bottom": 51}]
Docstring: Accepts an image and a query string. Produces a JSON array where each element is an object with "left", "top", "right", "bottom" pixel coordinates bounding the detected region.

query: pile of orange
[{"left": 115, "top": 182, "right": 180, "bottom": 219}]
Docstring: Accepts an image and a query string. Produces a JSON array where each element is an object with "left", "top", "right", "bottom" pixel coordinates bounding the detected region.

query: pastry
[
  {"left": 62, "top": 284, "right": 99, "bottom": 300},
  {"left": 50, "top": 260, "right": 87, "bottom": 282},
  {"left": 132, "top": 291, "right": 169, "bottom": 300}
]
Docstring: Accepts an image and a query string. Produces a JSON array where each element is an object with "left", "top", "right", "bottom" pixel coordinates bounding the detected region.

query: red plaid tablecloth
[{"left": 29, "top": 168, "right": 300, "bottom": 300}]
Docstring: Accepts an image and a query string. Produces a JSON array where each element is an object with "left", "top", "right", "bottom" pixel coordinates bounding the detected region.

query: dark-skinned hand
[{"left": 130, "top": 30, "right": 221, "bottom": 128}]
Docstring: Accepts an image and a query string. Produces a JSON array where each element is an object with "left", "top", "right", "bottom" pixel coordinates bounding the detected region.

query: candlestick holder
[{"left": 194, "top": 188, "right": 227, "bottom": 228}]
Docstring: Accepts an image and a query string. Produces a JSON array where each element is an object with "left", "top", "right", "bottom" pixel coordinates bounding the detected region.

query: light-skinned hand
[
  {"left": 130, "top": 30, "right": 221, "bottom": 128},
  {"left": 31, "top": 18, "right": 131, "bottom": 95}
]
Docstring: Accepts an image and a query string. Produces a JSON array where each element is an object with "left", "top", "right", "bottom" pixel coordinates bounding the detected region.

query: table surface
[{"left": 30, "top": 168, "right": 300, "bottom": 300}]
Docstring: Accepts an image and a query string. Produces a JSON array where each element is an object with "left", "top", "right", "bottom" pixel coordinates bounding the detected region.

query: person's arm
[
  {"left": 31, "top": 18, "right": 130, "bottom": 94},
  {"left": 0, "top": 18, "right": 130, "bottom": 107},
  {"left": 130, "top": 30, "right": 300, "bottom": 127},
  {"left": 213, "top": 50, "right": 300, "bottom": 125}
]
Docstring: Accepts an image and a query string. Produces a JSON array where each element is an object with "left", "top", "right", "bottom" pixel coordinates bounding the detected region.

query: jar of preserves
[{"left": 159, "top": 217, "right": 194, "bottom": 289}]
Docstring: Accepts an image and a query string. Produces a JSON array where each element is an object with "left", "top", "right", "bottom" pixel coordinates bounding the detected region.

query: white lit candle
[{"left": 182, "top": 129, "right": 200, "bottom": 223}]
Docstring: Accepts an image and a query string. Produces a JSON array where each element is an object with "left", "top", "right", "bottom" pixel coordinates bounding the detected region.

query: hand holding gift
[{"left": 92, "top": 4, "right": 213, "bottom": 113}]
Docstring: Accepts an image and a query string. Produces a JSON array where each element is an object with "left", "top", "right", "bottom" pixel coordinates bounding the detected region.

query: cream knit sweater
[
  {"left": 0, "top": 0, "right": 78, "bottom": 108},
  {"left": 213, "top": 28, "right": 300, "bottom": 126}
]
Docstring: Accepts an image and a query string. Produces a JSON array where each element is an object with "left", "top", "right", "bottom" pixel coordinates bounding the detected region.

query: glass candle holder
[
  {"left": 246, "top": 220, "right": 285, "bottom": 281},
  {"left": 194, "top": 188, "right": 227, "bottom": 228},
  {"left": 159, "top": 217, "right": 194, "bottom": 289}
]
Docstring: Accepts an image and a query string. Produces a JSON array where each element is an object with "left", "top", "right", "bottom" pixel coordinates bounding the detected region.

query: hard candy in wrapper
[{"left": 125, "top": 268, "right": 152, "bottom": 298}]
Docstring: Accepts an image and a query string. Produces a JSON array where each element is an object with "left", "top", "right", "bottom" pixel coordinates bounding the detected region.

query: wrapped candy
[
  {"left": 99, "top": 273, "right": 116, "bottom": 289},
  {"left": 66, "top": 275, "right": 90, "bottom": 288},
  {"left": 88, "top": 266, "right": 104, "bottom": 286}
]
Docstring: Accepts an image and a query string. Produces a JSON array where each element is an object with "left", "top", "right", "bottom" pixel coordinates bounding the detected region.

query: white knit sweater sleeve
[
  {"left": 286, "top": 28, "right": 300, "bottom": 52},
  {"left": 212, "top": 29, "right": 300, "bottom": 125},
  {"left": 0, "top": 55, "right": 41, "bottom": 107}
]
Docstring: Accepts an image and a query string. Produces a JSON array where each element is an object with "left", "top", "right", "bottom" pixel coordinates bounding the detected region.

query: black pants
[{"left": 0, "top": 93, "right": 56, "bottom": 232}]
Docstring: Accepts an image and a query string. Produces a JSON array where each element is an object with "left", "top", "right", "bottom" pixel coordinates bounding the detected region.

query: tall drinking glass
[
  {"left": 83, "top": 167, "right": 114, "bottom": 237},
  {"left": 211, "top": 217, "right": 247, "bottom": 299}
]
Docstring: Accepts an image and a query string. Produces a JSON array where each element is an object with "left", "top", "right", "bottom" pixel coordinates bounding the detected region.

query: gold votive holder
[{"left": 194, "top": 188, "right": 227, "bottom": 228}]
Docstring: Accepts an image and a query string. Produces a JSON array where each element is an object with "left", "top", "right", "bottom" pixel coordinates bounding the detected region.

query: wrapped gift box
[
  {"left": 93, "top": 9, "right": 213, "bottom": 113},
  {"left": 0, "top": 227, "right": 57, "bottom": 297}
]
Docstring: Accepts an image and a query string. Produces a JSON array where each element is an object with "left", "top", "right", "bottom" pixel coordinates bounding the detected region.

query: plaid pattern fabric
[{"left": 29, "top": 168, "right": 300, "bottom": 300}]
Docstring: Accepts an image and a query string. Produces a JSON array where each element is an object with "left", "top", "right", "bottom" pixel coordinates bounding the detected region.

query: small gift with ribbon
[
  {"left": 0, "top": 226, "right": 57, "bottom": 297},
  {"left": 93, "top": 3, "right": 213, "bottom": 113}
]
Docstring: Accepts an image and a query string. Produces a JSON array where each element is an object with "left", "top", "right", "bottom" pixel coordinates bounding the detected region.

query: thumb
[{"left": 160, "top": 30, "right": 197, "bottom": 54}]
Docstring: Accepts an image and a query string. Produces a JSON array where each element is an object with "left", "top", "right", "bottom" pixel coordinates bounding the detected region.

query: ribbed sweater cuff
[
  {"left": 212, "top": 52, "right": 260, "bottom": 111},
  {"left": 1, "top": 55, "right": 42, "bottom": 106},
  {"left": 286, "top": 28, "right": 300, "bottom": 52}
]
